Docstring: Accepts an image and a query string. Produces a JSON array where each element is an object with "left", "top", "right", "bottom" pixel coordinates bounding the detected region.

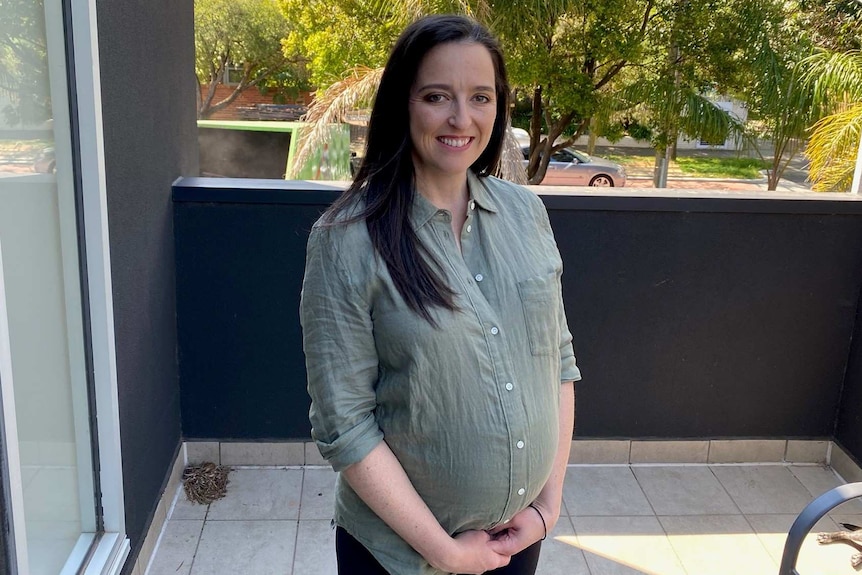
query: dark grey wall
[
  {"left": 173, "top": 180, "right": 862, "bottom": 455},
  {"left": 837, "top": 286, "right": 862, "bottom": 464},
  {"left": 95, "top": 0, "right": 198, "bottom": 568}
]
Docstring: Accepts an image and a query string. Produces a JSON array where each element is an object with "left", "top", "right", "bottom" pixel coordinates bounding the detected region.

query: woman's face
[{"left": 408, "top": 41, "right": 498, "bottom": 186}]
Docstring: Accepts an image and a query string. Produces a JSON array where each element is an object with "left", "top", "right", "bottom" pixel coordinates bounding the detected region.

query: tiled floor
[{"left": 145, "top": 464, "right": 862, "bottom": 575}]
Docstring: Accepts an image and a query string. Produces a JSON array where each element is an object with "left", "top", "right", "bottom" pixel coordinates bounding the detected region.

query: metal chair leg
[{"left": 778, "top": 482, "right": 862, "bottom": 575}]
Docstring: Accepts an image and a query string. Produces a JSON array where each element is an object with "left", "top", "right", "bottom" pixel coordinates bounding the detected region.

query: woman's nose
[{"left": 448, "top": 100, "right": 470, "bottom": 128}]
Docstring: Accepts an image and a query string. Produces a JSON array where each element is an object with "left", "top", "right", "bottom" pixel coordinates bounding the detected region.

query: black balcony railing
[{"left": 173, "top": 178, "right": 862, "bottom": 464}]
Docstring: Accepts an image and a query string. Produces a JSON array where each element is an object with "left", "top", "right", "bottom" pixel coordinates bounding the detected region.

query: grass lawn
[
  {"left": 675, "top": 157, "right": 768, "bottom": 179},
  {"left": 603, "top": 154, "right": 768, "bottom": 179}
]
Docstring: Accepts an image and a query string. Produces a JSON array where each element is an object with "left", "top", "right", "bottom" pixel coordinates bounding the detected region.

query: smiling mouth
[{"left": 438, "top": 137, "right": 473, "bottom": 148}]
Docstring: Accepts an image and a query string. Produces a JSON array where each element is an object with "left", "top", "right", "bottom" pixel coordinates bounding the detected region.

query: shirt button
[
  {"left": 466, "top": 224, "right": 472, "bottom": 233},
  {"left": 517, "top": 488, "right": 526, "bottom": 496},
  {"left": 490, "top": 326, "right": 499, "bottom": 335},
  {"left": 505, "top": 382, "right": 514, "bottom": 391},
  {"left": 516, "top": 440, "right": 525, "bottom": 449},
  {"left": 469, "top": 200, "right": 475, "bottom": 210},
  {"left": 475, "top": 273, "right": 484, "bottom": 282}
]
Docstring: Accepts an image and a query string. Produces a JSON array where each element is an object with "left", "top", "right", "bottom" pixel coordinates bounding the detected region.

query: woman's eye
[
  {"left": 474, "top": 94, "right": 492, "bottom": 103},
  {"left": 426, "top": 94, "right": 446, "bottom": 103}
]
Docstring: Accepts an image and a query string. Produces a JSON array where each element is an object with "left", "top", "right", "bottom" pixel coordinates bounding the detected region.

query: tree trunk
[
  {"left": 654, "top": 147, "right": 669, "bottom": 188},
  {"left": 588, "top": 116, "right": 598, "bottom": 155}
]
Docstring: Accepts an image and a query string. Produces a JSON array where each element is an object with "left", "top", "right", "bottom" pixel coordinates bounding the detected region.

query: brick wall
[{"left": 200, "top": 84, "right": 314, "bottom": 120}]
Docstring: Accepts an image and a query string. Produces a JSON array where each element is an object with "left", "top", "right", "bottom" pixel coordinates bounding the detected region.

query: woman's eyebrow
[{"left": 416, "top": 83, "right": 495, "bottom": 92}]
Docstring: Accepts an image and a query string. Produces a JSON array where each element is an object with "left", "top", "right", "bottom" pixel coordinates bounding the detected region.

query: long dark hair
[{"left": 322, "top": 14, "right": 510, "bottom": 324}]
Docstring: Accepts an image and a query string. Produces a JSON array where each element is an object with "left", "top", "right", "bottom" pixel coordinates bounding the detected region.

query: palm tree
[
  {"left": 619, "top": 76, "right": 747, "bottom": 187},
  {"left": 801, "top": 49, "right": 862, "bottom": 192}
]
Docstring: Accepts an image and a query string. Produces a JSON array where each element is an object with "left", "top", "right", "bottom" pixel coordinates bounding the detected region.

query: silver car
[{"left": 521, "top": 146, "right": 626, "bottom": 187}]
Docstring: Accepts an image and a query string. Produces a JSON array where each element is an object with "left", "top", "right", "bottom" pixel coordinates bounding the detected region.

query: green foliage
[
  {"left": 0, "top": 0, "right": 50, "bottom": 126},
  {"left": 801, "top": 49, "right": 862, "bottom": 192},
  {"left": 195, "top": 0, "right": 309, "bottom": 118},
  {"left": 792, "top": 0, "right": 862, "bottom": 51},
  {"left": 626, "top": 121, "right": 652, "bottom": 142},
  {"left": 279, "top": 0, "right": 395, "bottom": 86},
  {"left": 806, "top": 103, "right": 862, "bottom": 192},
  {"left": 675, "top": 156, "right": 769, "bottom": 179},
  {"left": 279, "top": 0, "right": 486, "bottom": 87}
]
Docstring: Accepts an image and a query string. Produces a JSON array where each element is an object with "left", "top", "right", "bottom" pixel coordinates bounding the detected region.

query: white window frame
[{"left": 65, "top": 0, "right": 129, "bottom": 572}]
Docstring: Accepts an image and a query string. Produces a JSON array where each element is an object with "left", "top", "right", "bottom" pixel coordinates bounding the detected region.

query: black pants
[{"left": 336, "top": 527, "right": 542, "bottom": 575}]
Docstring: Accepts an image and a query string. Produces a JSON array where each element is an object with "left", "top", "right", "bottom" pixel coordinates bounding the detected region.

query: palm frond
[
  {"left": 800, "top": 49, "right": 862, "bottom": 111},
  {"left": 805, "top": 102, "right": 862, "bottom": 192},
  {"left": 287, "top": 66, "right": 384, "bottom": 179},
  {"left": 499, "top": 127, "right": 528, "bottom": 184}
]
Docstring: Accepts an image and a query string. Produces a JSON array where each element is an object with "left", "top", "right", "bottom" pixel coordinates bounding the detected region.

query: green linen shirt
[{"left": 300, "top": 170, "right": 581, "bottom": 575}]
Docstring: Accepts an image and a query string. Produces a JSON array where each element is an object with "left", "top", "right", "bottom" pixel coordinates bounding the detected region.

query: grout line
[
  {"left": 290, "top": 467, "right": 306, "bottom": 575},
  {"left": 707, "top": 465, "right": 746, "bottom": 516}
]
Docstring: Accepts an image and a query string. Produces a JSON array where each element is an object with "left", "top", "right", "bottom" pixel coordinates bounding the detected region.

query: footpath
[{"left": 591, "top": 145, "right": 812, "bottom": 193}]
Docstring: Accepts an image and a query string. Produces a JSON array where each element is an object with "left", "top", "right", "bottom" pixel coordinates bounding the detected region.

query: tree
[
  {"left": 493, "top": 0, "right": 661, "bottom": 184},
  {"left": 793, "top": 0, "right": 862, "bottom": 52},
  {"left": 731, "top": 0, "right": 819, "bottom": 190},
  {"left": 614, "top": 0, "right": 751, "bottom": 186},
  {"left": 283, "top": 1, "right": 524, "bottom": 180},
  {"left": 0, "top": 0, "right": 50, "bottom": 126},
  {"left": 802, "top": 49, "right": 862, "bottom": 192},
  {"left": 194, "top": 0, "right": 309, "bottom": 119}
]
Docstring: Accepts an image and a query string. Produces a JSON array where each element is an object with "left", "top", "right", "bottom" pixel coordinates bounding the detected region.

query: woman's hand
[
  {"left": 428, "top": 530, "right": 511, "bottom": 574},
  {"left": 485, "top": 505, "right": 550, "bottom": 557}
]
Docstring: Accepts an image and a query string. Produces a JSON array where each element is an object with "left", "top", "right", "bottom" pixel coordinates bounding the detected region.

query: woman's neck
[{"left": 415, "top": 171, "right": 469, "bottom": 214}]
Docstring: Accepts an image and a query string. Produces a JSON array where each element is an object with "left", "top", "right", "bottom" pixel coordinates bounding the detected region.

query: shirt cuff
[
  {"left": 561, "top": 355, "right": 582, "bottom": 383},
  {"left": 313, "top": 414, "right": 384, "bottom": 472}
]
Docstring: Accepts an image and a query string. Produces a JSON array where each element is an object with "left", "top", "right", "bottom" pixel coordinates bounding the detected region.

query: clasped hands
[{"left": 434, "top": 503, "right": 551, "bottom": 574}]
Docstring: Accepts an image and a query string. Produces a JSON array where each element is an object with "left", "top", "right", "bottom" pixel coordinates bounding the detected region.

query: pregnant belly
[{"left": 386, "top": 430, "right": 555, "bottom": 533}]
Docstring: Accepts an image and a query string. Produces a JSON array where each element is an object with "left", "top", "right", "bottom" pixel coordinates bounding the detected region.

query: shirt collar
[
  {"left": 410, "top": 171, "right": 499, "bottom": 231},
  {"left": 467, "top": 170, "right": 499, "bottom": 214}
]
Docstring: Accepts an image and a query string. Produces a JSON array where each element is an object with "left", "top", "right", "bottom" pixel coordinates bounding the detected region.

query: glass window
[{"left": 0, "top": 0, "right": 100, "bottom": 573}]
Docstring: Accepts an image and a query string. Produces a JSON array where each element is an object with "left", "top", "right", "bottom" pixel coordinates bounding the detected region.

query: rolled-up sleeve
[
  {"left": 299, "top": 226, "right": 384, "bottom": 471},
  {"left": 534, "top": 197, "right": 582, "bottom": 384}
]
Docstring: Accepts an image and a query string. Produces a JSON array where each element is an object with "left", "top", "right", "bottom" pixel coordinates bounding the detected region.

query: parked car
[{"left": 521, "top": 145, "right": 626, "bottom": 187}]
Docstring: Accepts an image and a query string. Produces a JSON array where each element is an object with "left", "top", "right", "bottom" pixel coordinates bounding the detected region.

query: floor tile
[
  {"left": 293, "top": 520, "right": 337, "bottom": 575},
  {"left": 711, "top": 465, "right": 814, "bottom": 515},
  {"left": 830, "top": 513, "right": 862, "bottom": 530},
  {"left": 564, "top": 467, "right": 653, "bottom": 516},
  {"left": 191, "top": 520, "right": 296, "bottom": 575},
  {"left": 536, "top": 516, "right": 590, "bottom": 575},
  {"left": 630, "top": 441, "right": 708, "bottom": 464},
  {"left": 207, "top": 469, "right": 302, "bottom": 520},
  {"left": 708, "top": 439, "right": 786, "bottom": 463},
  {"left": 786, "top": 440, "right": 829, "bottom": 464},
  {"left": 632, "top": 466, "right": 739, "bottom": 515},
  {"left": 220, "top": 442, "right": 304, "bottom": 466},
  {"left": 746, "top": 513, "right": 860, "bottom": 575},
  {"left": 572, "top": 515, "right": 685, "bottom": 575},
  {"left": 569, "top": 440, "right": 630, "bottom": 464},
  {"left": 186, "top": 442, "right": 219, "bottom": 465},
  {"left": 790, "top": 466, "right": 862, "bottom": 514},
  {"left": 145, "top": 520, "right": 203, "bottom": 575},
  {"left": 300, "top": 468, "right": 337, "bottom": 520},
  {"left": 170, "top": 485, "right": 209, "bottom": 520},
  {"left": 831, "top": 448, "right": 862, "bottom": 484},
  {"left": 659, "top": 514, "right": 776, "bottom": 575}
]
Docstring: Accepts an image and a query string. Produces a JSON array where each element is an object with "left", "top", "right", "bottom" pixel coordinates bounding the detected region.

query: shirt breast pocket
[{"left": 517, "top": 273, "right": 560, "bottom": 357}]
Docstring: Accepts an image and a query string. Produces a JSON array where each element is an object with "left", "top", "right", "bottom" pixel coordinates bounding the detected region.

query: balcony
[
  {"left": 144, "top": 457, "right": 862, "bottom": 575},
  {"left": 126, "top": 177, "right": 862, "bottom": 575}
]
